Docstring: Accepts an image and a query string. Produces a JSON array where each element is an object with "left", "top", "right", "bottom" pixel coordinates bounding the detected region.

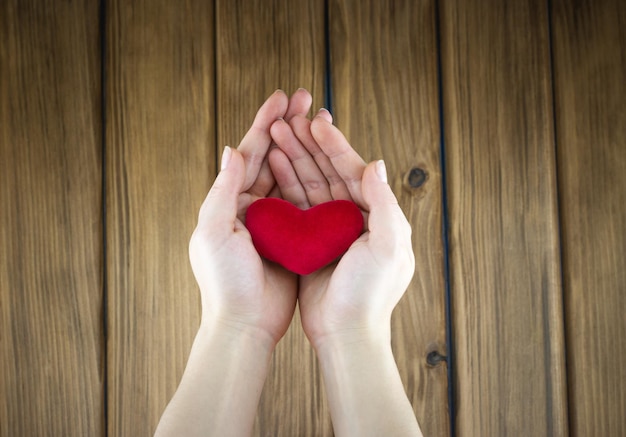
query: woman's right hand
[
  {"left": 268, "top": 108, "right": 415, "bottom": 350},
  {"left": 269, "top": 102, "right": 421, "bottom": 437}
]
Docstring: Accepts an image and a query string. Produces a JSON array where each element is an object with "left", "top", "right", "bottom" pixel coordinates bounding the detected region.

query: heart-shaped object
[{"left": 245, "top": 198, "right": 364, "bottom": 275}]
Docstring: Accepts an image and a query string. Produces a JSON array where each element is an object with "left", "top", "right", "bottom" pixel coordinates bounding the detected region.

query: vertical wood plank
[
  {"left": 328, "top": 1, "right": 450, "bottom": 435},
  {"left": 440, "top": 0, "right": 568, "bottom": 435},
  {"left": 216, "top": 1, "right": 327, "bottom": 435},
  {"left": 551, "top": 0, "right": 626, "bottom": 435},
  {"left": 106, "top": 1, "right": 215, "bottom": 434},
  {"left": 0, "top": 1, "right": 104, "bottom": 435}
]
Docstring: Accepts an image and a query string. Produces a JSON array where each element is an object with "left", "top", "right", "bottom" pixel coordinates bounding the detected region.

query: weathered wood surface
[
  {"left": 105, "top": 1, "right": 215, "bottom": 434},
  {"left": 439, "top": 0, "right": 568, "bottom": 435},
  {"left": 328, "top": 1, "right": 450, "bottom": 435},
  {"left": 551, "top": 0, "right": 626, "bottom": 435},
  {"left": 0, "top": 1, "right": 104, "bottom": 435},
  {"left": 3, "top": 0, "right": 626, "bottom": 435}
]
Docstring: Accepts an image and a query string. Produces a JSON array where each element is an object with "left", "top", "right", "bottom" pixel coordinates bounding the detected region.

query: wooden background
[{"left": 1, "top": 0, "right": 625, "bottom": 436}]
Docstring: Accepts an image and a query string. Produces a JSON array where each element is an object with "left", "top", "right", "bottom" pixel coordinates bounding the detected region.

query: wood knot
[
  {"left": 404, "top": 167, "right": 427, "bottom": 189},
  {"left": 426, "top": 350, "right": 447, "bottom": 366}
]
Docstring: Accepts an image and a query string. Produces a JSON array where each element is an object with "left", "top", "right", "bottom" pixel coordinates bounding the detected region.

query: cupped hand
[
  {"left": 189, "top": 89, "right": 312, "bottom": 345},
  {"left": 268, "top": 110, "right": 415, "bottom": 349}
]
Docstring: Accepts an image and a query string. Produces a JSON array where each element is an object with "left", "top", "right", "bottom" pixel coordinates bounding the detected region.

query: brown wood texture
[
  {"left": 5, "top": 1, "right": 626, "bottom": 435},
  {"left": 328, "top": 0, "right": 450, "bottom": 435},
  {"left": 440, "top": 0, "right": 568, "bottom": 435},
  {"left": 216, "top": 1, "right": 329, "bottom": 435},
  {"left": 0, "top": 1, "right": 104, "bottom": 436},
  {"left": 551, "top": 0, "right": 626, "bottom": 435},
  {"left": 105, "top": 1, "right": 215, "bottom": 434}
]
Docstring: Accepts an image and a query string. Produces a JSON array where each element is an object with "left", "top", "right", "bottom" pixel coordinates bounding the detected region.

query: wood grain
[
  {"left": 328, "top": 1, "right": 450, "bottom": 435},
  {"left": 439, "top": 0, "right": 568, "bottom": 435},
  {"left": 2, "top": 1, "right": 622, "bottom": 434},
  {"left": 0, "top": 1, "right": 104, "bottom": 435},
  {"left": 105, "top": 1, "right": 215, "bottom": 434},
  {"left": 216, "top": 1, "right": 328, "bottom": 435},
  {"left": 551, "top": 0, "right": 626, "bottom": 435}
]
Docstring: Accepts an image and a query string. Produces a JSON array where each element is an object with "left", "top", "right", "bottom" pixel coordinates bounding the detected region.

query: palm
[
  {"left": 299, "top": 229, "right": 393, "bottom": 343},
  {"left": 190, "top": 187, "right": 298, "bottom": 344}
]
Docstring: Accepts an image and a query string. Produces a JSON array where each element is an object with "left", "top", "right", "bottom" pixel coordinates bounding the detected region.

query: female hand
[
  {"left": 269, "top": 103, "right": 421, "bottom": 437},
  {"left": 268, "top": 106, "right": 415, "bottom": 349},
  {"left": 189, "top": 89, "right": 313, "bottom": 345},
  {"left": 156, "top": 90, "right": 321, "bottom": 437}
]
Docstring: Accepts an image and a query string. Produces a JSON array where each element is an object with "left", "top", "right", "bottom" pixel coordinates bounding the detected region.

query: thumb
[
  {"left": 197, "top": 146, "right": 246, "bottom": 230},
  {"left": 361, "top": 160, "right": 413, "bottom": 255}
]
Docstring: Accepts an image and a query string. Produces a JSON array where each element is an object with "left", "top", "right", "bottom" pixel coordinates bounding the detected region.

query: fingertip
[
  {"left": 220, "top": 146, "right": 232, "bottom": 171},
  {"left": 286, "top": 88, "right": 313, "bottom": 121},
  {"left": 313, "top": 110, "right": 331, "bottom": 122},
  {"left": 362, "top": 160, "right": 396, "bottom": 206},
  {"left": 219, "top": 147, "right": 245, "bottom": 184},
  {"left": 270, "top": 117, "right": 291, "bottom": 143},
  {"left": 229, "top": 146, "right": 245, "bottom": 167},
  {"left": 252, "top": 90, "right": 289, "bottom": 129},
  {"left": 310, "top": 114, "right": 330, "bottom": 139},
  {"left": 316, "top": 108, "right": 333, "bottom": 123},
  {"left": 266, "top": 89, "right": 288, "bottom": 110},
  {"left": 270, "top": 116, "right": 286, "bottom": 132},
  {"left": 375, "top": 160, "right": 388, "bottom": 184},
  {"left": 362, "top": 160, "right": 411, "bottom": 245},
  {"left": 198, "top": 147, "right": 246, "bottom": 225},
  {"left": 294, "top": 87, "right": 312, "bottom": 99},
  {"left": 265, "top": 89, "right": 289, "bottom": 110}
]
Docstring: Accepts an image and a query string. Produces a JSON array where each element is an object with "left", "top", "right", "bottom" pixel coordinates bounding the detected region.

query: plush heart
[{"left": 245, "top": 198, "right": 364, "bottom": 275}]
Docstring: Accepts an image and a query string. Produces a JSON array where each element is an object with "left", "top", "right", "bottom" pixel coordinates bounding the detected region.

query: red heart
[{"left": 245, "top": 198, "right": 364, "bottom": 275}]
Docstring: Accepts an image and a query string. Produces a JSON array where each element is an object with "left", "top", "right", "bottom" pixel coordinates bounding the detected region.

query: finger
[
  {"left": 289, "top": 114, "right": 352, "bottom": 202},
  {"left": 237, "top": 90, "right": 289, "bottom": 191},
  {"left": 310, "top": 115, "right": 367, "bottom": 206},
  {"left": 197, "top": 147, "right": 246, "bottom": 231},
  {"left": 268, "top": 147, "right": 310, "bottom": 209},
  {"left": 285, "top": 88, "right": 313, "bottom": 121},
  {"left": 267, "top": 184, "right": 282, "bottom": 198},
  {"left": 317, "top": 107, "right": 333, "bottom": 123},
  {"left": 246, "top": 155, "right": 275, "bottom": 198},
  {"left": 361, "top": 160, "right": 414, "bottom": 263},
  {"left": 270, "top": 118, "right": 333, "bottom": 206}
]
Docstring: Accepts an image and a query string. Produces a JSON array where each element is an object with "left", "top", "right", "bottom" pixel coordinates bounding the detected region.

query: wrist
[
  {"left": 198, "top": 315, "right": 277, "bottom": 356},
  {"left": 312, "top": 324, "right": 392, "bottom": 362},
  {"left": 313, "top": 325, "right": 421, "bottom": 437}
]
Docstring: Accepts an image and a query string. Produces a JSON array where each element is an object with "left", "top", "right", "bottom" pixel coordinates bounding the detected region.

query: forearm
[
  {"left": 154, "top": 319, "right": 274, "bottom": 437},
  {"left": 315, "top": 329, "right": 422, "bottom": 437}
]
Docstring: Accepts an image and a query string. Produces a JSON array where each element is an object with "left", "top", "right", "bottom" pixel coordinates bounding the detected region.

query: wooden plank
[
  {"left": 105, "top": 1, "right": 215, "bottom": 434},
  {"left": 328, "top": 1, "right": 450, "bottom": 435},
  {"left": 439, "top": 0, "right": 569, "bottom": 435},
  {"left": 216, "top": 1, "right": 327, "bottom": 435},
  {"left": 551, "top": 0, "right": 626, "bottom": 435},
  {"left": 0, "top": 1, "right": 104, "bottom": 435}
]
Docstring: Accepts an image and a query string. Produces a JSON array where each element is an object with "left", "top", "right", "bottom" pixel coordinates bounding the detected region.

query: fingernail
[
  {"left": 297, "top": 87, "right": 307, "bottom": 92},
  {"left": 376, "top": 160, "right": 388, "bottom": 183},
  {"left": 314, "top": 109, "right": 331, "bottom": 120},
  {"left": 221, "top": 146, "right": 232, "bottom": 171}
]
